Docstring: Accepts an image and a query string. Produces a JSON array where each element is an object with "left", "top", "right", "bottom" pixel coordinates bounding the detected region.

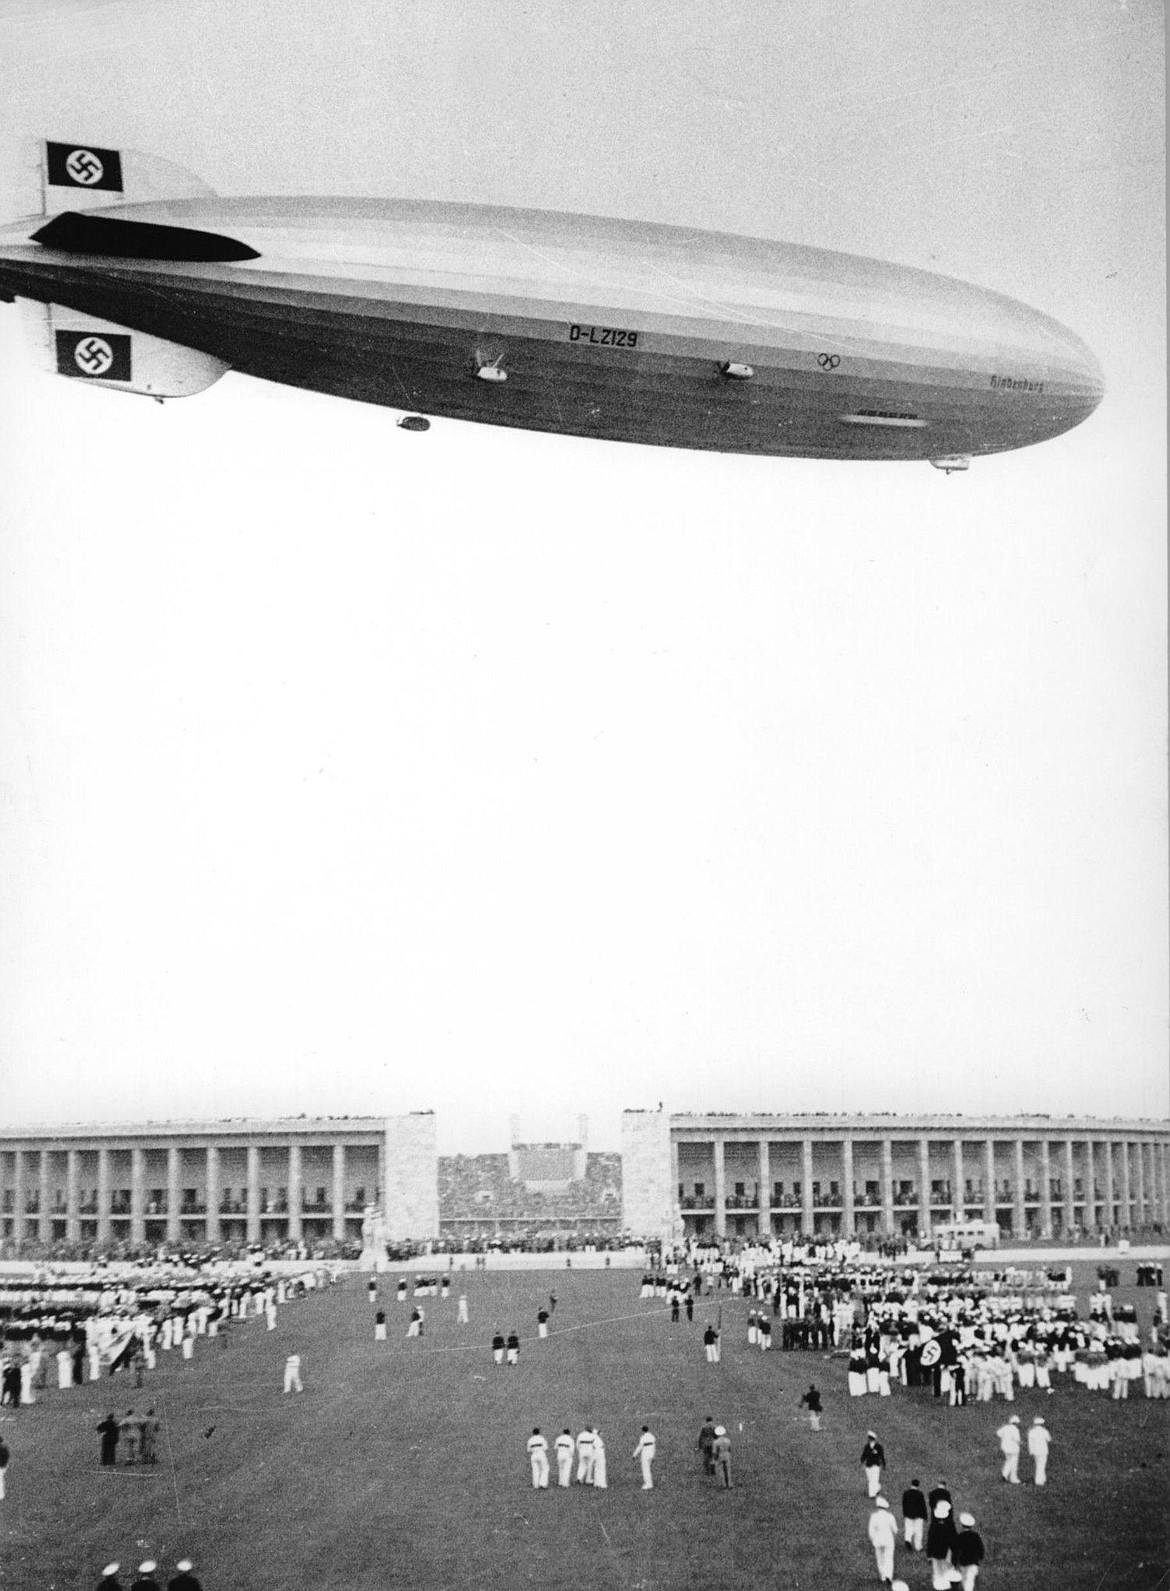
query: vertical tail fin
[{"left": 39, "top": 139, "right": 217, "bottom": 216}]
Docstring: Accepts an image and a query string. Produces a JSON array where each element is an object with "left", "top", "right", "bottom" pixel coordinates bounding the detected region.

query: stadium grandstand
[{"left": 438, "top": 1119, "right": 623, "bottom": 1248}]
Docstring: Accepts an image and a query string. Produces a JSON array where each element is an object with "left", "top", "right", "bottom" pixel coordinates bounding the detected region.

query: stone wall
[
  {"left": 620, "top": 1109, "right": 674, "bottom": 1241},
  {"left": 383, "top": 1113, "right": 439, "bottom": 1240}
]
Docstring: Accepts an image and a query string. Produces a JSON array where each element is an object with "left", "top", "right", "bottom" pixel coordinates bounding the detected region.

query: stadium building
[{"left": 1, "top": 1109, "right": 1167, "bottom": 1250}]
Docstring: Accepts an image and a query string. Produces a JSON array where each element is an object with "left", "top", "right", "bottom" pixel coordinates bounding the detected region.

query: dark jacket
[
  {"left": 953, "top": 1529, "right": 985, "bottom": 1568},
  {"left": 926, "top": 1513, "right": 959, "bottom": 1561},
  {"left": 861, "top": 1439, "right": 885, "bottom": 1468},
  {"left": 902, "top": 1485, "right": 928, "bottom": 1519}
]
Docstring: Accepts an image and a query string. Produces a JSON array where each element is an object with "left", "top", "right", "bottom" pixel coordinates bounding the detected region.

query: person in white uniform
[
  {"left": 996, "top": 1414, "right": 1021, "bottom": 1483},
  {"left": 1026, "top": 1416, "right": 1050, "bottom": 1485},
  {"left": 633, "top": 1426, "right": 656, "bottom": 1490},
  {"left": 868, "top": 1497, "right": 898, "bottom": 1585},
  {"left": 591, "top": 1428, "right": 607, "bottom": 1488},
  {"left": 527, "top": 1428, "right": 549, "bottom": 1488},
  {"left": 554, "top": 1429, "right": 575, "bottom": 1487}
]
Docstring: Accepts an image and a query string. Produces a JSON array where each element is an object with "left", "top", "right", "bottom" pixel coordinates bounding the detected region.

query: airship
[{"left": 0, "top": 140, "right": 1104, "bottom": 470}]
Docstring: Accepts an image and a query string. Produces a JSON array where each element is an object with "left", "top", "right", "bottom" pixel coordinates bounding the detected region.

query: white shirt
[
  {"left": 527, "top": 1434, "right": 548, "bottom": 1456},
  {"left": 869, "top": 1510, "right": 898, "bottom": 1548},
  {"left": 634, "top": 1432, "right": 656, "bottom": 1457}
]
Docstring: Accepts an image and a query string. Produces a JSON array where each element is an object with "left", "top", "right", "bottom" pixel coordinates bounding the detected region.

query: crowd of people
[{"left": 0, "top": 1228, "right": 1165, "bottom": 1587}]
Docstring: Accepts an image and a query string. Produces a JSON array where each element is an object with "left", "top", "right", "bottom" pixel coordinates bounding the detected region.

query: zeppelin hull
[{"left": 0, "top": 240, "right": 1103, "bottom": 461}]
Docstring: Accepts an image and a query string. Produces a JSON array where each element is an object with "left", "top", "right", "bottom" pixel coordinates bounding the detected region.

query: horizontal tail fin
[{"left": 19, "top": 301, "right": 229, "bottom": 398}]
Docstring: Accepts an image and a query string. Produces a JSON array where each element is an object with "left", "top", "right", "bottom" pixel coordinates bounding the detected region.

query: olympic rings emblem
[{"left": 817, "top": 353, "right": 841, "bottom": 371}]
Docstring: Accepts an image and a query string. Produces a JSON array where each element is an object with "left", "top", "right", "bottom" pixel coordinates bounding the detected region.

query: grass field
[{"left": 1, "top": 1262, "right": 1167, "bottom": 1591}]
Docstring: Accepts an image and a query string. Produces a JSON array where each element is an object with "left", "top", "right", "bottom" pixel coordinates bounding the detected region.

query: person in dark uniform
[
  {"left": 670, "top": 1295, "right": 680, "bottom": 1323},
  {"left": 926, "top": 1497, "right": 959, "bottom": 1591},
  {"left": 491, "top": 1331, "right": 505, "bottom": 1366},
  {"left": 928, "top": 1479, "right": 952, "bottom": 1515},
  {"left": 506, "top": 1331, "right": 520, "bottom": 1366},
  {"left": 953, "top": 1513, "right": 985, "bottom": 1591},
  {"left": 685, "top": 1292, "right": 694, "bottom": 1323},
  {"left": 96, "top": 1413, "right": 120, "bottom": 1467},
  {"left": 696, "top": 1415, "right": 717, "bottom": 1474},
  {"left": 799, "top": 1384, "right": 823, "bottom": 1430},
  {"left": 167, "top": 1561, "right": 202, "bottom": 1591},
  {"left": 901, "top": 1477, "right": 928, "bottom": 1551},
  {"left": 860, "top": 1432, "right": 885, "bottom": 1497}
]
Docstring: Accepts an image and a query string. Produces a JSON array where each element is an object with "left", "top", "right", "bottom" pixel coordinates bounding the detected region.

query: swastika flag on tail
[
  {"left": 46, "top": 142, "right": 124, "bottom": 192},
  {"left": 56, "top": 330, "right": 132, "bottom": 381}
]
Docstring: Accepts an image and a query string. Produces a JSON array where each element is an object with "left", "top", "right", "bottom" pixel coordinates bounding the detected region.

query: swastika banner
[
  {"left": 46, "top": 142, "right": 124, "bottom": 192},
  {"left": 56, "top": 330, "right": 132, "bottom": 381}
]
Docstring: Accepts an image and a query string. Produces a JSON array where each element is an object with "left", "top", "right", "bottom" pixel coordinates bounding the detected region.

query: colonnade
[
  {"left": 671, "top": 1131, "right": 1170, "bottom": 1240},
  {"left": 1, "top": 1138, "right": 381, "bottom": 1246}
]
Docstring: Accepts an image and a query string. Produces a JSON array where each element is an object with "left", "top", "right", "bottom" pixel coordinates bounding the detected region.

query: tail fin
[{"left": 38, "top": 139, "right": 216, "bottom": 216}]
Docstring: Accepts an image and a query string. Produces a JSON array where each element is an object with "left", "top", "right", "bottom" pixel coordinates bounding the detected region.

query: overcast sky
[{"left": 0, "top": 0, "right": 1165, "bottom": 1153}]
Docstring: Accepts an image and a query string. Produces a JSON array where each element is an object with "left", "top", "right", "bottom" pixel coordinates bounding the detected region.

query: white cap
[
  {"left": 959, "top": 1513, "right": 975, "bottom": 1527},
  {"left": 102, "top": 1567, "right": 119, "bottom": 1579},
  {"left": 176, "top": 1563, "right": 193, "bottom": 1573},
  {"left": 1010, "top": 1414, "right": 1020, "bottom": 1423},
  {"left": 875, "top": 1496, "right": 890, "bottom": 1509},
  {"left": 714, "top": 1426, "right": 726, "bottom": 1436},
  {"left": 138, "top": 1564, "right": 157, "bottom": 1575},
  {"left": 1032, "top": 1416, "right": 1045, "bottom": 1424}
]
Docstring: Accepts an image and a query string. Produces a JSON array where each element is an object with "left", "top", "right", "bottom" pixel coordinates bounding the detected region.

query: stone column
[
  {"left": 333, "top": 1144, "right": 346, "bottom": 1241},
  {"left": 1137, "top": 1142, "right": 1150, "bottom": 1228},
  {"left": 96, "top": 1147, "right": 112, "bottom": 1246},
  {"left": 39, "top": 1150, "right": 52, "bottom": 1244},
  {"left": 246, "top": 1146, "right": 261, "bottom": 1242},
  {"left": 205, "top": 1146, "right": 221, "bottom": 1245},
  {"left": 1101, "top": 1140, "right": 1114, "bottom": 1228},
  {"left": 801, "top": 1139, "right": 815, "bottom": 1235},
  {"left": 983, "top": 1141, "right": 996, "bottom": 1223},
  {"left": 1063, "top": 1140, "right": 1075, "bottom": 1232},
  {"left": 66, "top": 1149, "right": 80, "bottom": 1243},
  {"left": 131, "top": 1147, "right": 146, "bottom": 1245},
  {"left": 757, "top": 1140, "right": 771, "bottom": 1239},
  {"left": 842, "top": 1139, "right": 855, "bottom": 1235},
  {"left": 1083, "top": 1140, "right": 1095, "bottom": 1230},
  {"left": 1040, "top": 1140, "right": 1052, "bottom": 1238},
  {"left": 1155, "top": 1142, "right": 1167, "bottom": 1227},
  {"left": 1012, "top": 1140, "right": 1026, "bottom": 1236},
  {"left": 287, "top": 1143, "right": 303, "bottom": 1242},
  {"left": 712, "top": 1139, "right": 727, "bottom": 1238},
  {"left": 881, "top": 1139, "right": 895, "bottom": 1235},
  {"left": 918, "top": 1138, "right": 932, "bottom": 1239},
  {"left": 1119, "top": 1141, "right": 1132, "bottom": 1230},
  {"left": 12, "top": 1151, "right": 26, "bottom": 1246},
  {"left": 952, "top": 1140, "right": 964, "bottom": 1219},
  {"left": 166, "top": 1147, "right": 181, "bottom": 1243},
  {"left": 670, "top": 1139, "right": 681, "bottom": 1229}
]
